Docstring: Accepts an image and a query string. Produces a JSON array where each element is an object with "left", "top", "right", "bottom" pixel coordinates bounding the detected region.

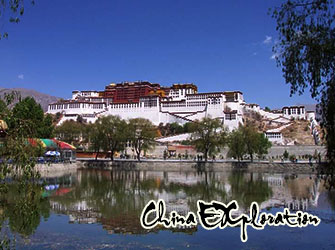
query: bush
[{"left": 289, "top": 154, "right": 296, "bottom": 162}]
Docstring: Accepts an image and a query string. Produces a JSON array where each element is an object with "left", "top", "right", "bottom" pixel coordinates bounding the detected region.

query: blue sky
[{"left": 0, "top": 0, "right": 316, "bottom": 108}]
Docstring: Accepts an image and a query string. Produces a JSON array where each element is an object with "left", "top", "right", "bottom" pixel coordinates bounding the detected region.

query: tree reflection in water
[
  {"left": 0, "top": 183, "right": 50, "bottom": 247},
  {"left": 49, "top": 169, "right": 273, "bottom": 234},
  {"left": 229, "top": 171, "right": 272, "bottom": 209},
  {"left": 1, "top": 168, "right": 334, "bottom": 243}
]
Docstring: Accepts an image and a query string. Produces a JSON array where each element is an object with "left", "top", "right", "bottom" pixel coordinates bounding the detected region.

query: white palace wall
[{"left": 48, "top": 87, "right": 246, "bottom": 130}]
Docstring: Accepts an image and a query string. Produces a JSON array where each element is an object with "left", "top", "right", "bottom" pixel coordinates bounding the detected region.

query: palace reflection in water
[{"left": 0, "top": 168, "right": 335, "bottom": 248}]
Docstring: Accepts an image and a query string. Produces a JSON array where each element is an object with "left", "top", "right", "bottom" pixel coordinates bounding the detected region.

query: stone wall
[
  {"left": 267, "top": 145, "right": 326, "bottom": 158},
  {"left": 141, "top": 145, "right": 326, "bottom": 160},
  {"left": 35, "top": 162, "right": 84, "bottom": 177}
]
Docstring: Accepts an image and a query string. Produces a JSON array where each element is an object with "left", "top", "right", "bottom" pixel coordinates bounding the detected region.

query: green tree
[
  {"left": 256, "top": 133, "right": 272, "bottom": 160},
  {"left": 9, "top": 97, "right": 54, "bottom": 138},
  {"left": 87, "top": 122, "right": 106, "bottom": 160},
  {"left": 183, "top": 122, "right": 193, "bottom": 133},
  {"left": 39, "top": 114, "right": 53, "bottom": 138},
  {"left": 96, "top": 115, "right": 128, "bottom": 161},
  {"left": 320, "top": 84, "right": 335, "bottom": 163},
  {"left": 264, "top": 106, "right": 271, "bottom": 112},
  {"left": 241, "top": 125, "right": 259, "bottom": 162},
  {"left": 228, "top": 125, "right": 272, "bottom": 162},
  {"left": 54, "top": 120, "right": 83, "bottom": 146},
  {"left": 0, "top": 92, "right": 43, "bottom": 247},
  {"left": 128, "top": 118, "right": 157, "bottom": 161},
  {"left": 76, "top": 115, "right": 85, "bottom": 124},
  {"left": 0, "top": 99, "right": 8, "bottom": 114},
  {"left": 189, "top": 117, "right": 226, "bottom": 161},
  {"left": 170, "top": 122, "right": 184, "bottom": 135},
  {"left": 227, "top": 128, "right": 246, "bottom": 162},
  {"left": 158, "top": 122, "right": 185, "bottom": 137},
  {"left": 283, "top": 150, "right": 289, "bottom": 160},
  {"left": 271, "top": 0, "right": 335, "bottom": 164}
]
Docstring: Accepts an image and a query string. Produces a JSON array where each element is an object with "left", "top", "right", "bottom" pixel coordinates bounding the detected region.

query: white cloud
[
  {"left": 263, "top": 35, "right": 272, "bottom": 44},
  {"left": 18, "top": 74, "right": 24, "bottom": 80}
]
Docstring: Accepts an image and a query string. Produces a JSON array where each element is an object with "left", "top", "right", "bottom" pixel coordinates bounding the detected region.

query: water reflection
[
  {"left": 0, "top": 183, "right": 50, "bottom": 239},
  {"left": 0, "top": 168, "right": 335, "bottom": 241}
]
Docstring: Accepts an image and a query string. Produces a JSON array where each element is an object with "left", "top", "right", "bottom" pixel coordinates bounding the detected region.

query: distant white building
[
  {"left": 282, "top": 106, "right": 306, "bottom": 119},
  {"left": 243, "top": 103, "right": 260, "bottom": 113},
  {"left": 265, "top": 130, "right": 284, "bottom": 145},
  {"left": 47, "top": 81, "right": 317, "bottom": 136},
  {"left": 47, "top": 81, "right": 245, "bottom": 130}
]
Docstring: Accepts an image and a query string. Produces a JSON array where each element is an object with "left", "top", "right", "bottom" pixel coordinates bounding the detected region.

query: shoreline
[
  {"left": 82, "top": 159, "right": 321, "bottom": 174},
  {"left": 34, "top": 159, "right": 329, "bottom": 176},
  {"left": 34, "top": 162, "right": 83, "bottom": 177}
]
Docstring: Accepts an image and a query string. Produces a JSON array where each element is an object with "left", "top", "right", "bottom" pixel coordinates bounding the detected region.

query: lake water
[{"left": 1, "top": 168, "right": 335, "bottom": 249}]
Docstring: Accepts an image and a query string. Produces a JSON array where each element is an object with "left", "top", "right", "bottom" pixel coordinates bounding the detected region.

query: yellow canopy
[{"left": 0, "top": 120, "right": 8, "bottom": 130}]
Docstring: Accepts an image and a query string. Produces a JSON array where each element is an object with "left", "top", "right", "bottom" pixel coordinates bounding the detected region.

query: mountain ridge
[{"left": 0, "top": 87, "right": 60, "bottom": 112}]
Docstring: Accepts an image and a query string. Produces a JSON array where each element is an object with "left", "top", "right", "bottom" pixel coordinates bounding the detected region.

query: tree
[
  {"left": 0, "top": 0, "right": 35, "bottom": 39},
  {"left": 95, "top": 115, "right": 128, "bottom": 161},
  {"left": 54, "top": 120, "right": 83, "bottom": 146},
  {"left": 264, "top": 106, "right": 271, "bottom": 112},
  {"left": 76, "top": 115, "right": 85, "bottom": 124},
  {"left": 320, "top": 84, "right": 335, "bottom": 162},
  {"left": 128, "top": 118, "right": 157, "bottom": 161},
  {"left": 0, "top": 99, "right": 8, "bottom": 114},
  {"left": 227, "top": 128, "right": 246, "bottom": 162},
  {"left": 241, "top": 125, "right": 259, "bottom": 162},
  {"left": 87, "top": 122, "right": 106, "bottom": 160},
  {"left": 10, "top": 97, "right": 54, "bottom": 138},
  {"left": 183, "top": 122, "right": 193, "bottom": 133},
  {"left": 158, "top": 122, "right": 185, "bottom": 137},
  {"left": 271, "top": 0, "right": 335, "bottom": 164},
  {"left": 230, "top": 124, "right": 272, "bottom": 162},
  {"left": 283, "top": 150, "right": 289, "bottom": 160},
  {"left": 189, "top": 117, "right": 226, "bottom": 162},
  {"left": 0, "top": 92, "right": 42, "bottom": 247},
  {"left": 255, "top": 133, "right": 272, "bottom": 160},
  {"left": 38, "top": 114, "right": 53, "bottom": 138},
  {"left": 170, "top": 122, "right": 184, "bottom": 135}
]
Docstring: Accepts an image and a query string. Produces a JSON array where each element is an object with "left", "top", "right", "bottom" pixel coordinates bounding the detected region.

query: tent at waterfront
[
  {"left": 27, "top": 138, "right": 76, "bottom": 150},
  {"left": 1, "top": 138, "right": 76, "bottom": 162},
  {"left": 28, "top": 138, "right": 76, "bottom": 162}
]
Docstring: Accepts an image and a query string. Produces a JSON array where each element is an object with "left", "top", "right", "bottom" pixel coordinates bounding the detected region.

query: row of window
[
  {"left": 284, "top": 108, "right": 305, "bottom": 115},
  {"left": 169, "top": 89, "right": 194, "bottom": 97},
  {"left": 187, "top": 96, "right": 207, "bottom": 100},
  {"left": 225, "top": 114, "right": 237, "bottom": 120},
  {"left": 110, "top": 103, "right": 141, "bottom": 109},
  {"left": 162, "top": 103, "right": 186, "bottom": 108},
  {"left": 187, "top": 95, "right": 222, "bottom": 100},
  {"left": 266, "top": 133, "right": 282, "bottom": 139},
  {"left": 91, "top": 104, "right": 104, "bottom": 109},
  {"left": 49, "top": 103, "right": 105, "bottom": 110},
  {"left": 209, "top": 99, "right": 221, "bottom": 105},
  {"left": 186, "top": 101, "right": 207, "bottom": 107},
  {"left": 143, "top": 100, "right": 157, "bottom": 107}
]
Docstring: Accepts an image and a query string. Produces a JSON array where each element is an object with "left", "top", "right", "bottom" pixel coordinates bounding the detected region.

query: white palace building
[{"left": 47, "top": 81, "right": 317, "bottom": 134}]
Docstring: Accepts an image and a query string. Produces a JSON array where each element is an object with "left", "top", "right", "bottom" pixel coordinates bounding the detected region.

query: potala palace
[{"left": 47, "top": 81, "right": 319, "bottom": 145}]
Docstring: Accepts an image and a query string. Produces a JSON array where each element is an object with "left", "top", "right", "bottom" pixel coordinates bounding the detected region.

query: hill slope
[{"left": 0, "top": 87, "right": 60, "bottom": 112}]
